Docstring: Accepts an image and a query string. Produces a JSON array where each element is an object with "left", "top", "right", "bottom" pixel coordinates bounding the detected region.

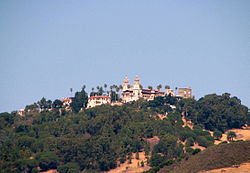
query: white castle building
[
  {"left": 86, "top": 76, "right": 192, "bottom": 108},
  {"left": 87, "top": 95, "right": 111, "bottom": 108},
  {"left": 121, "top": 76, "right": 167, "bottom": 103}
]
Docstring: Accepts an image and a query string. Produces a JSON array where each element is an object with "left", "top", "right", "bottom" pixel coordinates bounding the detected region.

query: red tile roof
[
  {"left": 90, "top": 96, "right": 110, "bottom": 99},
  {"left": 60, "top": 98, "right": 72, "bottom": 102}
]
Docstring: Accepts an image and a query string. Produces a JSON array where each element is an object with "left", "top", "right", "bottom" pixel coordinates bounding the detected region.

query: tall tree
[
  {"left": 98, "top": 87, "right": 104, "bottom": 96},
  {"left": 104, "top": 84, "right": 108, "bottom": 94},
  {"left": 70, "top": 88, "right": 73, "bottom": 97},
  {"left": 71, "top": 87, "right": 88, "bottom": 113},
  {"left": 227, "top": 131, "right": 237, "bottom": 141},
  {"left": 52, "top": 99, "right": 63, "bottom": 109},
  {"left": 165, "top": 85, "right": 170, "bottom": 90},
  {"left": 157, "top": 84, "right": 162, "bottom": 91},
  {"left": 82, "top": 85, "right": 86, "bottom": 91},
  {"left": 38, "top": 98, "right": 51, "bottom": 110}
]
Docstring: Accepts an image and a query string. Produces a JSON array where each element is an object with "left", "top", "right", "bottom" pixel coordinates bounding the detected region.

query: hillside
[
  {"left": 158, "top": 141, "right": 250, "bottom": 173},
  {"left": 0, "top": 93, "right": 249, "bottom": 173}
]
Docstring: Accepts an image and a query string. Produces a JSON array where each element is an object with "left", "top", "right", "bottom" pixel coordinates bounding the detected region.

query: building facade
[
  {"left": 178, "top": 87, "right": 192, "bottom": 98},
  {"left": 60, "top": 97, "right": 73, "bottom": 107},
  {"left": 87, "top": 95, "right": 111, "bottom": 108},
  {"left": 86, "top": 76, "right": 193, "bottom": 108}
]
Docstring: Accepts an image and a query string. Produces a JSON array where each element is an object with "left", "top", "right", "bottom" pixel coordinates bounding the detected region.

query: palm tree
[
  {"left": 116, "top": 86, "right": 120, "bottom": 93},
  {"left": 82, "top": 85, "right": 86, "bottom": 91},
  {"left": 157, "top": 84, "right": 162, "bottom": 91},
  {"left": 99, "top": 86, "right": 104, "bottom": 95},
  {"left": 148, "top": 86, "right": 153, "bottom": 90},
  {"left": 175, "top": 87, "right": 178, "bottom": 95},
  {"left": 165, "top": 85, "right": 170, "bottom": 90},
  {"left": 104, "top": 84, "right": 108, "bottom": 94},
  {"left": 70, "top": 88, "right": 73, "bottom": 97},
  {"left": 91, "top": 87, "right": 95, "bottom": 96},
  {"left": 96, "top": 86, "right": 100, "bottom": 95}
]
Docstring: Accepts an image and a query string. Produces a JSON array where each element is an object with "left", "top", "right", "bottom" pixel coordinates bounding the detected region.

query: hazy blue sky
[{"left": 0, "top": 0, "right": 249, "bottom": 112}]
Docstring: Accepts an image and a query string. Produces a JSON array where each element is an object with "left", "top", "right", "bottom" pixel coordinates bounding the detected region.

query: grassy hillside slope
[{"left": 159, "top": 141, "right": 250, "bottom": 173}]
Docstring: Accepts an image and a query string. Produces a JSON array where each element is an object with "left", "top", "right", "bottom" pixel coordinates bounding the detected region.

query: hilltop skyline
[{"left": 0, "top": 0, "right": 249, "bottom": 112}]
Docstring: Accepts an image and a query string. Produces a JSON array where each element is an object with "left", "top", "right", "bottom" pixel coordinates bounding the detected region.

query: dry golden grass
[
  {"left": 214, "top": 128, "right": 250, "bottom": 145},
  {"left": 40, "top": 169, "right": 57, "bottom": 173},
  {"left": 191, "top": 142, "right": 206, "bottom": 151},
  {"left": 199, "top": 162, "right": 250, "bottom": 173},
  {"left": 107, "top": 152, "right": 151, "bottom": 173}
]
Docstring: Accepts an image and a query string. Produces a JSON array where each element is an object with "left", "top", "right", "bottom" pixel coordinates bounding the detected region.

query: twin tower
[{"left": 121, "top": 76, "right": 165, "bottom": 103}]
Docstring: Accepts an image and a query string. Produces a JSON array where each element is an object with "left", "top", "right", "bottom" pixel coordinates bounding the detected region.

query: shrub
[
  {"left": 213, "top": 130, "right": 223, "bottom": 140},
  {"left": 185, "top": 137, "right": 194, "bottom": 147},
  {"left": 196, "top": 136, "right": 213, "bottom": 147},
  {"left": 57, "top": 162, "right": 80, "bottom": 173}
]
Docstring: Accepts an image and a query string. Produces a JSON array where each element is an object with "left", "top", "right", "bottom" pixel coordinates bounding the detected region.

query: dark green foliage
[
  {"left": 186, "top": 148, "right": 201, "bottom": 155},
  {"left": 136, "top": 152, "right": 139, "bottom": 159},
  {"left": 0, "top": 112, "right": 15, "bottom": 129},
  {"left": 178, "top": 127, "right": 195, "bottom": 142},
  {"left": 52, "top": 99, "right": 63, "bottom": 109},
  {"left": 213, "top": 130, "right": 222, "bottom": 140},
  {"left": 185, "top": 137, "right": 194, "bottom": 147},
  {"left": 17, "top": 136, "right": 35, "bottom": 148},
  {"left": 149, "top": 134, "right": 184, "bottom": 167},
  {"left": 12, "top": 158, "right": 38, "bottom": 173},
  {"left": 110, "top": 91, "right": 119, "bottom": 102},
  {"left": 58, "top": 162, "right": 80, "bottom": 173},
  {"left": 0, "top": 92, "right": 248, "bottom": 173},
  {"left": 220, "top": 141, "right": 228, "bottom": 144},
  {"left": 147, "top": 96, "right": 175, "bottom": 114},
  {"left": 36, "top": 152, "right": 58, "bottom": 171},
  {"left": 150, "top": 154, "right": 166, "bottom": 167},
  {"left": 38, "top": 97, "right": 52, "bottom": 110},
  {"left": 178, "top": 93, "right": 249, "bottom": 132},
  {"left": 25, "top": 103, "right": 39, "bottom": 111},
  {"left": 196, "top": 136, "right": 213, "bottom": 147},
  {"left": 71, "top": 88, "right": 88, "bottom": 113},
  {"left": 227, "top": 131, "right": 237, "bottom": 141}
]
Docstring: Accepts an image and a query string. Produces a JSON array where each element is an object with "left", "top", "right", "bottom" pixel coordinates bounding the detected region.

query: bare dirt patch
[
  {"left": 40, "top": 169, "right": 57, "bottom": 173},
  {"left": 191, "top": 142, "right": 206, "bottom": 151},
  {"left": 146, "top": 136, "right": 160, "bottom": 152},
  {"left": 182, "top": 116, "right": 193, "bottom": 129},
  {"left": 106, "top": 152, "right": 151, "bottom": 173}
]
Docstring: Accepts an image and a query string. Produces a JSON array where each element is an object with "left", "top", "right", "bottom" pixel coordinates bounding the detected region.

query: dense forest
[{"left": 0, "top": 89, "right": 249, "bottom": 173}]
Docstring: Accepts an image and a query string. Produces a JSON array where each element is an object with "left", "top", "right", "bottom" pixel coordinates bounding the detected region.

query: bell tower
[
  {"left": 133, "top": 75, "right": 140, "bottom": 90},
  {"left": 122, "top": 76, "right": 129, "bottom": 91},
  {"left": 133, "top": 75, "right": 141, "bottom": 99}
]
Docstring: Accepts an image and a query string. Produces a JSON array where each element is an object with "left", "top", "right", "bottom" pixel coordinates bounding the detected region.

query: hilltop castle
[
  {"left": 86, "top": 76, "right": 192, "bottom": 108},
  {"left": 121, "top": 76, "right": 166, "bottom": 103}
]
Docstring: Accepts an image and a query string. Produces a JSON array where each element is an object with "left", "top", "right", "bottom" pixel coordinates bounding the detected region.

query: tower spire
[{"left": 122, "top": 76, "right": 129, "bottom": 91}]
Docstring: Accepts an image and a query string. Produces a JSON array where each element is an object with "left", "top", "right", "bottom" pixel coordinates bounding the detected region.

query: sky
[{"left": 0, "top": 0, "right": 249, "bottom": 112}]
